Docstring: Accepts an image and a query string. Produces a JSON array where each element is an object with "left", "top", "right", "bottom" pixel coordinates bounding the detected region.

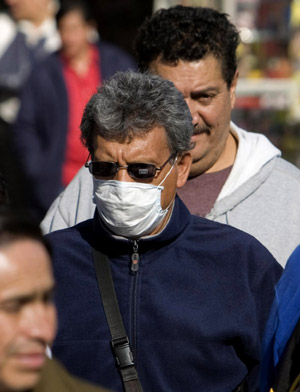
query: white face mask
[{"left": 93, "top": 160, "right": 176, "bottom": 238}]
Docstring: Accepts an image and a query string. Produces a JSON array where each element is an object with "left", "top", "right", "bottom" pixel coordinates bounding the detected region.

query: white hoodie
[{"left": 218, "top": 122, "right": 281, "bottom": 200}]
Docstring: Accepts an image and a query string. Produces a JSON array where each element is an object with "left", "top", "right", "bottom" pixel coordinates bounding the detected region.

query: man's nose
[
  {"left": 20, "top": 303, "right": 57, "bottom": 343},
  {"left": 114, "top": 166, "right": 134, "bottom": 182}
]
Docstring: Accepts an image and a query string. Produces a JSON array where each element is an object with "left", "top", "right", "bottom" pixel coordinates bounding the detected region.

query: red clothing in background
[{"left": 61, "top": 45, "right": 101, "bottom": 186}]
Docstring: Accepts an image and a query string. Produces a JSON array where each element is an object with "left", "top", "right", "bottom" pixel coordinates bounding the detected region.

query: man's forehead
[
  {"left": 0, "top": 251, "right": 15, "bottom": 279},
  {"left": 0, "top": 241, "right": 53, "bottom": 299},
  {"left": 93, "top": 127, "right": 171, "bottom": 160},
  {"left": 94, "top": 126, "right": 168, "bottom": 145},
  {"left": 149, "top": 56, "right": 224, "bottom": 83}
]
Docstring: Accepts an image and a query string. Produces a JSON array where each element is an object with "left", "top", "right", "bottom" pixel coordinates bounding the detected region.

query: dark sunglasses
[{"left": 85, "top": 153, "right": 176, "bottom": 180}]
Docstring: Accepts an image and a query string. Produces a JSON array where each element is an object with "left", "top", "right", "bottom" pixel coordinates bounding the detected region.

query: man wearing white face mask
[
  {"left": 46, "top": 71, "right": 282, "bottom": 392},
  {"left": 92, "top": 155, "right": 177, "bottom": 238}
]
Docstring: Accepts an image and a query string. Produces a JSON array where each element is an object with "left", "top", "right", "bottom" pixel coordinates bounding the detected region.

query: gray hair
[{"left": 80, "top": 71, "right": 193, "bottom": 156}]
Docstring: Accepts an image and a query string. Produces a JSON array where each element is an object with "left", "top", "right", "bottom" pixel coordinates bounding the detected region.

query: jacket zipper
[
  {"left": 131, "top": 240, "right": 140, "bottom": 272},
  {"left": 130, "top": 240, "right": 140, "bottom": 359}
]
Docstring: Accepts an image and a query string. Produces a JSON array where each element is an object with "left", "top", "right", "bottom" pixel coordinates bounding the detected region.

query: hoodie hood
[{"left": 217, "top": 122, "right": 281, "bottom": 201}]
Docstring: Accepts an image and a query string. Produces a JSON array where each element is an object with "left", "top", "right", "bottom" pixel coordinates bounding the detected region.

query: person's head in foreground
[
  {"left": 81, "top": 71, "right": 193, "bottom": 238},
  {"left": 135, "top": 5, "right": 240, "bottom": 176},
  {"left": 0, "top": 207, "right": 56, "bottom": 391}
]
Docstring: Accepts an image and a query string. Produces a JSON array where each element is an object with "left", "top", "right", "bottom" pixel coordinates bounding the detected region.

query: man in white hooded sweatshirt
[{"left": 41, "top": 6, "right": 300, "bottom": 268}]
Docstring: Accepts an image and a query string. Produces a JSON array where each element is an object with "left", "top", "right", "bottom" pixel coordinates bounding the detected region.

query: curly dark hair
[{"left": 135, "top": 6, "right": 240, "bottom": 88}]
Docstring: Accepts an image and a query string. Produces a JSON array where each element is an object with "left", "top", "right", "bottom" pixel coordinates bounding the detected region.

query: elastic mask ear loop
[
  {"left": 158, "top": 156, "right": 178, "bottom": 187},
  {"left": 159, "top": 156, "right": 178, "bottom": 212}
]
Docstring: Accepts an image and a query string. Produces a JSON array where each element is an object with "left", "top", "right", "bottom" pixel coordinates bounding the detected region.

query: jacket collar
[{"left": 91, "top": 195, "right": 191, "bottom": 256}]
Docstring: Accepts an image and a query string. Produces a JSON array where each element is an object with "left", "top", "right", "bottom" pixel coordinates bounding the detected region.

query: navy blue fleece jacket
[{"left": 47, "top": 196, "right": 282, "bottom": 392}]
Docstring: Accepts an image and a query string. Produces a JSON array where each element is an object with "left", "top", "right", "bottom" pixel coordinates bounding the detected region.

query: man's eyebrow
[
  {"left": 0, "top": 294, "right": 35, "bottom": 306},
  {"left": 190, "top": 87, "right": 219, "bottom": 99},
  {"left": 0, "top": 285, "right": 56, "bottom": 306}
]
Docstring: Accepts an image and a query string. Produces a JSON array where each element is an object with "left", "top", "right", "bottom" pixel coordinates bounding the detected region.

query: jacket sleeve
[
  {"left": 260, "top": 245, "right": 300, "bottom": 391},
  {"left": 11, "top": 57, "right": 68, "bottom": 182},
  {"left": 40, "top": 166, "right": 95, "bottom": 233},
  {"left": 12, "top": 67, "right": 46, "bottom": 181},
  {"left": 245, "top": 240, "right": 282, "bottom": 392},
  {"left": 10, "top": 55, "right": 69, "bottom": 217}
]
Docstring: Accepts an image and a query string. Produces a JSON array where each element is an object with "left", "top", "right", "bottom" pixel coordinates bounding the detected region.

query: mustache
[{"left": 193, "top": 124, "right": 211, "bottom": 136}]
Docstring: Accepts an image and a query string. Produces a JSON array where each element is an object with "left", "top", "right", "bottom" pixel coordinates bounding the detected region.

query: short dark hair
[
  {"left": 80, "top": 71, "right": 193, "bottom": 156},
  {"left": 135, "top": 5, "right": 240, "bottom": 88},
  {"left": 0, "top": 206, "right": 52, "bottom": 257},
  {"left": 56, "top": 0, "right": 93, "bottom": 24}
]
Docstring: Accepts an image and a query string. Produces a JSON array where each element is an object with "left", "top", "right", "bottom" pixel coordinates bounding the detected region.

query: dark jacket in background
[
  {"left": 271, "top": 316, "right": 300, "bottom": 392},
  {"left": 12, "top": 41, "right": 136, "bottom": 220}
]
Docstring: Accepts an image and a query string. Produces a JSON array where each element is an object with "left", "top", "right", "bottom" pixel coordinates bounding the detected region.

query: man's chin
[
  {"left": 189, "top": 144, "right": 216, "bottom": 176},
  {"left": 0, "top": 370, "right": 42, "bottom": 392}
]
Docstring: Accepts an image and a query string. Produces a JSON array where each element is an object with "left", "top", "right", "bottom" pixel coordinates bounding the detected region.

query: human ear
[{"left": 176, "top": 152, "right": 192, "bottom": 188}]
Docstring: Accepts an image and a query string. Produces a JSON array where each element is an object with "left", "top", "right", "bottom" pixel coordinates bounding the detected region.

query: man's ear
[{"left": 176, "top": 152, "right": 192, "bottom": 188}]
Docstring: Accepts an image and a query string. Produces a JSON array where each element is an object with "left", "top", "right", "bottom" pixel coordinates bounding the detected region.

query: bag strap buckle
[{"left": 111, "top": 337, "right": 135, "bottom": 369}]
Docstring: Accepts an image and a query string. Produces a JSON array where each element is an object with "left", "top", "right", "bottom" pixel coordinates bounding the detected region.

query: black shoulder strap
[
  {"left": 92, "top": 248, "right": 143, "bottom": 392},
  {"left": 272, "top": 316, "right": 300, "bottom": 392}
]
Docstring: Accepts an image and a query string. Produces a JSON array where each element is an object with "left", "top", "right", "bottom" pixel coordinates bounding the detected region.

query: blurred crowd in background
[{"left": 0, "top": 0, "right": 142, "bottom": 220}]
